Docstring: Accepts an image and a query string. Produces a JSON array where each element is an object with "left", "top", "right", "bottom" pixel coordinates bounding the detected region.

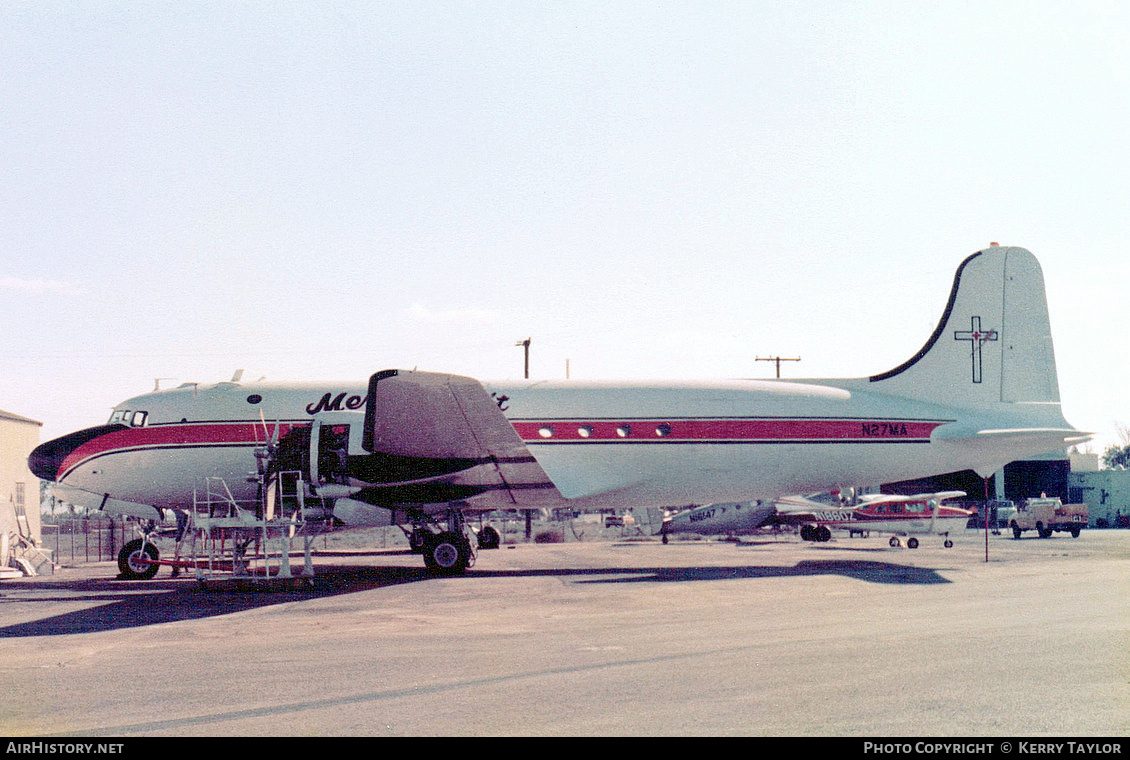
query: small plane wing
[
  {"left": 857, "top": 490, "right": 967, "bottom": 504},
  {"left": 772, "top": 495, "right": 834, "bottom": 513},
  {"left": 924, "top": 490, "right": 967, "bottom": 502},
  {"left": 771, "top": 495, "right": 857, "bottom": 519}
]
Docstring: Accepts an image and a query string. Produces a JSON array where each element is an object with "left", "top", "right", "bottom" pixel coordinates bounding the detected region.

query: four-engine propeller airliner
[{"left": 29, "top": 246, "right": 1087, "bottom": 575}]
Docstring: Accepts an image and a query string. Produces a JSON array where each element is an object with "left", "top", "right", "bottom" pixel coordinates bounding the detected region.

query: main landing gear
[
  {"left": 405, "top": 508, "right": 493, "bottom": 575},
  {"left": 888, "top": 535, "right": 954, "bottom": 549},
  {"left": 800, "top": 524, "right": 833, "bottom": 542}
]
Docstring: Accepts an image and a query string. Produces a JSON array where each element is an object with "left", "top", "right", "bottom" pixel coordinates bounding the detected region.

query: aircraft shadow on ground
[
  {"left": 556, "top": 559, "right": 949, "bottom": 586},
  {"left": 0, "top": 558, "right": 946, "bottom": 638},
  {"left": 0, "top": 566, "right": 428, "bottom": 638}
]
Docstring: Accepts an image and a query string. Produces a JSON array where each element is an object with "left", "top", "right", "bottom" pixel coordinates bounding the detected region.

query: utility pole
[
  {"left": 516, "top": 338, "right": 531, "bottom": 379},
  {"left": 756, "top": 355, "right": 801, "bottom": 378},
  {"left": 515, "top": 338, "right": 534, "bottom": 541}
]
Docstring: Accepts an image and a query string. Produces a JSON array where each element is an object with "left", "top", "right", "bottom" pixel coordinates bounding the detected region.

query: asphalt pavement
[{"left": 1, "top": 528, "right": 1126, "bottom": 736}]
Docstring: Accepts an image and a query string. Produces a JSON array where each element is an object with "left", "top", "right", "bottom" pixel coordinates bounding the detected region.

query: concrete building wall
[{"left": 0, "top": 410, "right": 42, "bottom": 543}]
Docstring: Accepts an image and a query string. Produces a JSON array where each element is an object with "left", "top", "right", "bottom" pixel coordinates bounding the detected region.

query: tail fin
[
  {"left": 630, "top": 506, "right": 667, "bottom": 536},
  {"left": 866, "top": 246, "right": 1060, "bottom": 408}
]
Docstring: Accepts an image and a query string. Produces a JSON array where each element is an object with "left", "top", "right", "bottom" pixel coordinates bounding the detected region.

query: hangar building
[{"left": 0, "top": 408, "right": 43, "bottom": 544}]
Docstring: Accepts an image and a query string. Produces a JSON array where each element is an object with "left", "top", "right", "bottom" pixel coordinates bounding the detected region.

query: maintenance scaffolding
[{"left": 185, "top": 470, "right": 333, "bottom": 586}]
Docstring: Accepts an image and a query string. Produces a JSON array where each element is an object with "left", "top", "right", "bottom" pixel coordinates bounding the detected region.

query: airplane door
[{"left": 310, "top": 419, "right": 350, "bottom": 487}]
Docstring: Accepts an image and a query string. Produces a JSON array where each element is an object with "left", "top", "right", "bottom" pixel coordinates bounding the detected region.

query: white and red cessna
[
  {"left": 30, "top": 246, "right": 1086, "bottom": 574},
  {"left": 774, "top": 491, "right": 975, "bottom": 548}
]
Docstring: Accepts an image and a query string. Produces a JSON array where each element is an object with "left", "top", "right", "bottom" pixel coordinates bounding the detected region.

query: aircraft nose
[{"left": 28, "top": 424, "right": 125, "bottom": 482}]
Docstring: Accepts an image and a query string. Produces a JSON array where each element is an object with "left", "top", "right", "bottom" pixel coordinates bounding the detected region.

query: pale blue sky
[{"left": 1, "top": 1, "right": 1127, "bottom": 456}]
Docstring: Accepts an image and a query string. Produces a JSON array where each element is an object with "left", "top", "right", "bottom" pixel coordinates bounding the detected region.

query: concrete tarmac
[{"left": 1, "top": 529, "right": 1127, "bottom": 737}]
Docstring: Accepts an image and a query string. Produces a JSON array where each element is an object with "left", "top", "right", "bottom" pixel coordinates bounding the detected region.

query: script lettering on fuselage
[
  {"left": 306, "top": 393, "right": 367, "bottom": 415},
  {"left": 861, "top": 422, "right": 910, "bottom": 437}
]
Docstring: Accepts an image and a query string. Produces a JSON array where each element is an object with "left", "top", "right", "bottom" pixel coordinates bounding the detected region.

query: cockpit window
[{"left": 108, "top": 410, "right": 148, "bottom": 427}]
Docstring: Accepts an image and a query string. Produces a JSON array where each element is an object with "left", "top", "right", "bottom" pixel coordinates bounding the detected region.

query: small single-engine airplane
[
  {"left": 29, "top": 246, "right": 1087, "bottom": 576},
  {"left": 774, "top": 491, "right": 974, "bottom": 548},
  {"left": 634, "top": 502, "right": 777, "bottom": 544}
]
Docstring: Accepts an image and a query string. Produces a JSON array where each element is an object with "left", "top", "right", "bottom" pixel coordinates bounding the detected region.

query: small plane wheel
[
  {"left": 944, "top": 539, "right": 953, "bottom": 548},
  {"left": 477, "top": 525, "right": 501, "bottom": 550},
  {"left": 662, "top": 532, "right": 669, "bottom": 545},
  {"left": 1070, "top": 527, "right": 1081, "bottom": 538},
  {"left": 889, "top": 536, "right": 900, "bottom": 548},
  {"left": 1012, "top": 524, "right": 1022, "bottom": 540},
  {"left": 423, "top": 531, "right": 471, "bottom": 575},
  {"left": 118, "top": 539, "right": 160, "bottom": 580},
  {"left": 907, "top": 537, "right": 919, "bottom": 549},
  {"left": 817, "top": 526, "right": 832, "bottom": 542}
]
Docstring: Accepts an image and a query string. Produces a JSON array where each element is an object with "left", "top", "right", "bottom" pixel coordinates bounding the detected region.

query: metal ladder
[{"left": 187, "top": 471, "right": 325, "bottom": 585}]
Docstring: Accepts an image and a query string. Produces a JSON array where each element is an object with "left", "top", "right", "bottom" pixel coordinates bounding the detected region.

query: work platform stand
[{"left": 187, "top": 471, "right": 329, "bottom": 588}]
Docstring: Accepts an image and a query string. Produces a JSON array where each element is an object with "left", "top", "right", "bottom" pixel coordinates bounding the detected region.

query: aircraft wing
[
  {"left": 927, "top": 490, "right": 968, "bottom": 502},
  {"left": 48, "top": 483, "right": 166, "bottom": 522},
  {"left": 858, "top": 493, "right": 902, "bottom": 504},
  {"left": 349, "top": 370, "right": 567, "bottom": 513},
  {"left": 857, "top": 490, "right": 966, "bottom": 504},
  {"left": 772, "top": 495, "right": 843, "bottom": 514}
]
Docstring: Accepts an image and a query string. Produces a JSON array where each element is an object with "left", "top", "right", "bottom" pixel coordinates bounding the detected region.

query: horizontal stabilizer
[
  {"left": 932, "top": 426, "right": 1091, "bottom": 446},
  {"left": 931, "top": 425, "right": 1091, "bottom": 476}
]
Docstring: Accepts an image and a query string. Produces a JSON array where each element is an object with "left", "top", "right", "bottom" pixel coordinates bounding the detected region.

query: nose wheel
[{"left": 117, "top": 538, "right": 160, "bottom": 580}]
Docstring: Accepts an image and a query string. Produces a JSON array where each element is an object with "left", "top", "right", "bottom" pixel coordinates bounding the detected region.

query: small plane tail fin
[
  {"left": 865, "top": 246, "right": 1062, "bottom": 409},
  {"left": 631, "top": 506, "right": 667, "bottom": 535}
]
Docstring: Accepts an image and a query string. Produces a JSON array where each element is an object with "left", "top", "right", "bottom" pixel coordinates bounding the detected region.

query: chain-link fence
[{"left": 40, "top": 515, "right": 131, "bottom": 565}]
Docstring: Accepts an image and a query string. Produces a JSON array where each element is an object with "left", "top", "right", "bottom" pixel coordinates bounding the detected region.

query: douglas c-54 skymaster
[{"left": 30, "top": 245, "right": 1086, "bottom": 575}]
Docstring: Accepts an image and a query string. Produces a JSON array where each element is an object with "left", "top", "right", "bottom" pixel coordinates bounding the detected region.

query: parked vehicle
[{"left": 1010, "top": 497, "right": 1087, "bottom": 539}]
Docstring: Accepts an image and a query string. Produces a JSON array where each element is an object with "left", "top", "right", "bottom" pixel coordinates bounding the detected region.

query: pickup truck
[{"left": 1010, "top": 497, "right": 1087, "bottom": 539}]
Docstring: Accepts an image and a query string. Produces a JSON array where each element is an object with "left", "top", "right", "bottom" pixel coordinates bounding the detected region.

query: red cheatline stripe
[
  {"left": 57, "top": 417, "right": 950, "bottom": 482},
  {"left": 59, "top": 422, "right": 304, "bottom": 479},
  {"left": 511, "top": 419, "right": 944, "bottom": 442}
]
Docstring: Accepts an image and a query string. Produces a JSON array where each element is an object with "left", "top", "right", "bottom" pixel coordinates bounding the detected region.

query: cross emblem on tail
[{"left": 953, "top": 316, "right": 998, "bottom": 383}]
